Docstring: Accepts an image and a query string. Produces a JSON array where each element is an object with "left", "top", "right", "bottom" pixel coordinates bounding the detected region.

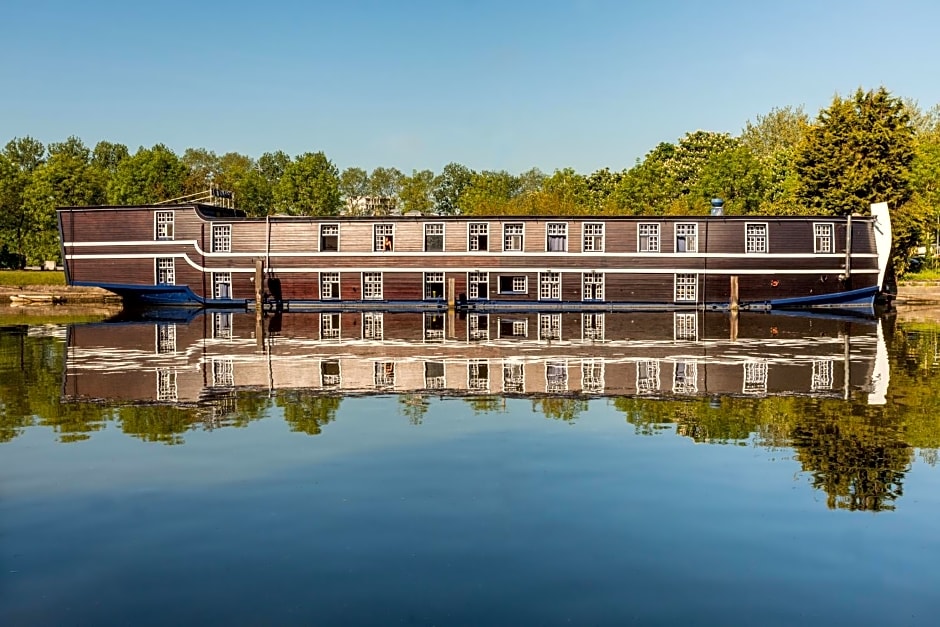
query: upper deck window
[
  {"left": 676, "top": 223, "right": 697, "bottom": 253},
  {"left": 583, "top": 223, "right": 604, "bottom": 252},
  {"left": 638, "top": 223, "right": 660, "bottom": 252},
  {"left": 155, "top": 211, "right": 174, "bottom": 240},
  {"left": 546, "top": 223, "right": 567, "bottom": 252},
  {"left": 320, "top": 224, "right": 339, "bottom": 251},
  {"left": 374, "top": 224, "right": 394, "bottom": 252},
  {"left": 745, "top": 223, "right": 768, "bottom": 253},
  {"left": 212, "top": 224, "right": 231, "bottom": 253},
  {"left": 425, "top": 223, "right": 444, "bottom": 252},
  {"left": 469, "top": 223, "right": 489, "bottom": 251},
  {"left": 814, "top": 223, "right": 833, "bottom": 253},
  {"left": 504, "top": 223, "right": 524, "bottom": 251}
]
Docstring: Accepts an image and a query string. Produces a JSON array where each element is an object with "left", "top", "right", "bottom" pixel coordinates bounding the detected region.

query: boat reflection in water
[{"left": 64, "top": 310, "right": 887, "bottom": 406}]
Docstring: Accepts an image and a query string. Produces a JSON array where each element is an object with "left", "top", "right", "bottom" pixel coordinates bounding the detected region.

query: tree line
[{"left": 1, "top": 86, "right": 938, "bottom": 270}]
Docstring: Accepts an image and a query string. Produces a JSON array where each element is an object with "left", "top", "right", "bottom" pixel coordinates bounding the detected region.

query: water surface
[{"left": 2, "top": 311, "right": 940, "bottom": 625}]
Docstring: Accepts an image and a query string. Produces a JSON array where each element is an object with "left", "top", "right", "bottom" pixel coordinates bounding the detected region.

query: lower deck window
[
  {"left": 321, "top": 272, "right": 340, "bottom": 299},
  {"left": 498, "top": 275, "right": 527, "bottom": 294},
  {"left": 674, "top": 274, "right": 697, "bottom": 302},
  {"left": 213, "top": 272, "right": 232, "bottom": 299},
  {"left": 424, "top": 272, "right": 445, "bottom": 300},
  {"left": 363, "top": 272, "right": 383, "bottom": 299},
  {"left": 156, "top": 258, "right": 175, "bottom": 285}
]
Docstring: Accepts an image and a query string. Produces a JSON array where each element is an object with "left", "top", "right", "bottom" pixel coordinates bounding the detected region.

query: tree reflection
[{"left": 277, "top": 391, "right": 341, "bottom": 435}]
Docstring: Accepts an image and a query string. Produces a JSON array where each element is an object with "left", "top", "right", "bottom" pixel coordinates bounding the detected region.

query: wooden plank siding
[{"left": 58, "top": 203, "right": 886, "bottom": 307}]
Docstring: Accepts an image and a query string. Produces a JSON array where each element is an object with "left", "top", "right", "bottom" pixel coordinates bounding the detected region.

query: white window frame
[
  {"left": 468, "top": 314, "right": 489, "bottom": 341},
  {"left": 468, "top": 222, "right": 489, "bottom": 252},
  {"left": 497, "top": 275, "right": 528, "bottom": 295},
  {"left": 674, "top": 312, "right": 698, "bottom": 341},
  {"left": 636, "top": 360, "right": 660, "bottom": 394},
  {"left": 582, "top": 222, "right": 605, "bottom": 252},
  {"left": 502, "top": 360, "right": 525, "bottom": 394},
  {"left": 212, "top": 271, "right": 232, "bottom": 299},
  {"left": 539, "top": 313, "right": 562, "bottom": 340},
  {"left": 538, "top": 271, "right": 561, "bottom": 301},
  {"left": 672, "top": 361, "right": 698, "bottom": 394},
  {"left": 374, "top": 223, "right": 394, "bottom": 252},
  {"left": 743, "top": 361, "right": 768, "bottom": 395},
  {"left": 812, "top": 360, "right": 834, "bottom": 391},
  {"left": 424, "top": 361, "right": 446, "bottom": 390},
  {"left": 582, "top": 272, "right": 604, "bottom": 301},
  {"left": 320, "top": 223, "right": 340, "bottom": 252},
  {"left": 468, "top": 271, "right": 488, "bottom": 300},
  {"left": 320, "top": 271, "right": 340, "bottom": 300},
  {"left": 745, "top": 222, "right": 768, "bottom": 254},
  {"left": 156, "top": 369, "right": 178, "bottom": 402},
  {"left": 320, "top": 313, "right": 341, "bottom": 340},
  {"left": 363, "top": 311, "right": 384, "bottom": 340},
  {"left": 638, "top": 223, "right": 660, "bottom": 253},
  {"left": 211, "top": 224, "right": 231, "bottom": 253},
  {"left": 424, "top": 223, "right": 445, "bottom": 252},
  {"left": 362, "top": 272, "right": 383, "bottom": 300},
  {"left": 814, "top": 223, "right": 834, "bottom": 254},
  {"left": 320, "top": 359, "right": 341, "bottom": 387},
  {"left": 675, "top": 223, "right": 698, "bottom": 253},
  {"left": 503, "top": 223, "right": 524, "bottom": 252},
  {"left": 155, "top": 258, "right": 175, "bottom": 285},
  {"left": 211, "top": 357, "right": 235, "bottom": 387},
  {"left": 582, "top": 313, "right": 605, "bottom": 341},
  {"left": 155, "top": 323, "right": 177, "bottom": 354},
  {"left": 468, "top": 360, "right": 490, "bottom": 392},
  {"left": 498, "top": 318, "right": 528, "bottom": 339},
  {"left": 581, "top": 359, "right": 605, "bottom": 394},
  {"left": 155, "top": 211, "right": 174, "bottom": 240},
  {"left": 424, "top": 272, "right": 445, "bottom": 300},
  {"left": 212, "top": 312, "right": 233, "bottom": 340},
  {"left": 674, "top": 273, "right": 698, "bottom": 303},
  {"left": 546, "top": 222, "right": 568, "bottom": 252},
  {"left": 545, "top": 360, "right": 568, "bottom": 393},
  {"left": 424, "top": 313, "right": 445, "bottom": 341},
  {"left": 374, "top": 361, "right": 395, "bottom": 389}
]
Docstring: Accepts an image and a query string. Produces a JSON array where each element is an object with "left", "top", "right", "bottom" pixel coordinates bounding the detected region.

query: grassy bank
[{"left": 0, "top": 270, "right": 66, "bottom": 287}]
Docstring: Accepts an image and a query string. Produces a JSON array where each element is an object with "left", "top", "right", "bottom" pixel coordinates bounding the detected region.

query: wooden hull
[{"left": 58, "top": 204, "right": 893, "bottom": 313}]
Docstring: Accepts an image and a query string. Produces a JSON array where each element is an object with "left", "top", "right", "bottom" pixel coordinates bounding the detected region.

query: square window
[
  {"left": 469, "top": 223, "right": 489, "bottom": 251},
  {"left": 374, "top": 224, "right": 394, "bottom": 252},
  {"left": 583, "top": 223, "right": 604, "bottom": 252},
  {"left": 547, "top": 223, "right": 567, "bottom": 252},
  {"left": 676, "top": 223, "right": 697, "bottom": 253},
  {"left": 155, "top": 211, "right": 174, "bottom": 240},
  {"left": 320, "top": 224, "right": 339, "bottom": 251}
]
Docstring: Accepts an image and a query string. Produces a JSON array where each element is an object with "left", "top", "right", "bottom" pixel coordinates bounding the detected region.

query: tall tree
[
  {"left": 795, "top": 87, "right": 918, "bottom": 269},
  {"left": 339, "top": 166, "right": 369, "bottom": 202},
  {"left": 3, "top": 136, "right": 45, "bottom": 173},
  {"left": 398, "top": 169, "right": 436, "bottom": 214},
  {"left": 432, "top": 162, "right": 472, "bottom": 214},
  {"left": 460, "top": 170, "right": 521, "bottom": 215},
  {"left": 107, "top": 144, "right": 187, "bottom": 205},
  {"left": 368, "top": 166, "right": 404, "bottom": 198},
  {"left": 0, "top": 153, "right": 30, "bottom": 257},
  {"left": 22, "top": 136, "right": 103, "bottom": 263},
  {"left": 796, "top": 87, "right": 915, "bottom": 215},
  {"left": 273, "top": 151, "right": 341, "bottom": 216},
  {"left": 181, "top": 147, "right": 221, "bottom": 195}
]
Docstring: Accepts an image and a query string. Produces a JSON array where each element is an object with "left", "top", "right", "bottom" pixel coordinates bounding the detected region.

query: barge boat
[{"left": 57, "top": 200, "right": 893, "bottom": 312}]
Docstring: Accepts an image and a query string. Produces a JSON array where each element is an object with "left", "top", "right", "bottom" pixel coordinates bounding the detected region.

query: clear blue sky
[{"left": 2, "top": 0, "right": 938, "bottom": 174}]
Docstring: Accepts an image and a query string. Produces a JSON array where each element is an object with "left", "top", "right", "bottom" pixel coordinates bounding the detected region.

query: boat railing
[{"left": 157, "top": 186, "right": 235, "bottom": 209}]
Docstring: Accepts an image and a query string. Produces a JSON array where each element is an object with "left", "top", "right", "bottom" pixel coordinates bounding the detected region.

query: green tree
[
  {"left": 258, "top": 150, "right": 290, "bottom": 188},
  {"left": 460, "top": 170, "right": 521, "bottom": 214},
  {"left": 796, "top": 87, "right": 915, "bottom": 215},
  {"left": 610, "top": 142, "right": 681, "bottom": 215},
  {"left": 339, "top": 166, "right": 370, "bottom": 204},
  {"left": 399, "top": 169, "right": 436, "bottom": 214},
  {"left": 274, "top": 151, "right": 341, "bottom": 216},
  {"left": 22, "top": 137, "right": 104, "bottom": 262},
  {"left": 432, "top": 162, "right": 473, "bottom": 214},
  {"left": 108, "top": 144, "right": 187, "bottom": 205},
  {"left": 181, "top": 147, "right": 221, "bottom": 194},
  {"left": 0, "top": 153, "right": 30, "bottom": 256},
  {"left": 278, "top": 392, "right": 341, "bottom": 435},
  {"left": 367, "top": 166, "right": 404, "bottom": 214},
  {"left": 3, "top": 136, "right": 46, "bottom": 173}
]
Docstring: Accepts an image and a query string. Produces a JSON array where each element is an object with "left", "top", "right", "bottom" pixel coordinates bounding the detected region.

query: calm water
[{"left": 2, "top": 310, "right": 940, "bottom": 625}]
